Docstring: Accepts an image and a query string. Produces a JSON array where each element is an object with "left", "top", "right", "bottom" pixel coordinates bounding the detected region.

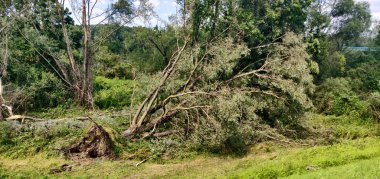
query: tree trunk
[
  {"left": 81, "top": 0, "right": 94, "bottom": 108},
  {"left": 57, "top": 0, "right": 93, "bottom": 108},
  {"left": 0, "top": 77, "right": 4, "bottom": 120}
]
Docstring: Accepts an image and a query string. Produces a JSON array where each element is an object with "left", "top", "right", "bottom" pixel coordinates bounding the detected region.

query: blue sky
[{"left": 65, "top": 0, "right": 380, "bottom": 26}]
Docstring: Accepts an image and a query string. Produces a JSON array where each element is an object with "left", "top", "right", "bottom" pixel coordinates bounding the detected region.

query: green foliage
[
  {"left": 0, "top": 122, "right": 14, "bottom": 146},
  {"left": 6, "top": 66, "right": 70, "bottom": 112},
  {"left": 320, "top": 52, "right": 346, "bottom": 79},
  {"left": 367, "top": 92, "right": 380, "bottom": 121},
  {"left": 310, "top": 113, "right": 380, "bottom": 139},
  {"left": 346, "top": 60, "right": 380, "bottom": 92},
  {"left": 93, "top": 25, "right": 177, "bottom": 75},
  {"left": 306, "top": 2, "right": 331, "bottom": 36},
  {"left": 94, "top": 46, "right": 134, "bottom": 79},
  {"left": 94, "top": 76, "right": 137, "bottom": 109},
  {"left": 28, "top": 107, "right": 90, "bottom": 119},
  {"left": 331, "top": 0, "right": 371, "bottom": 47},
  {"left": 111, "top": 0, "right": 135, "bottom": 20},
  {"left": 238, "top": 0, "right": 312, "bottom": 43},
  {"left": 0, "top": 121, "right": 88, "bottom": 158},
  {"left": 124, "top": 26, "right": 177, "bottom": 73},
  {"left": 141, "top": 33, "right": 316, "bottom": 154},
  {"left": 228, "top": 137, "right": 380, "bottom": 178},
  {"left": 221, "top": 133, "right": 248, "bottom": 156},
  {"left": 315, "top": 78, "right": 371, "bottom": 118},
  {"left": 1, "top": 0, "right": 379, "bottom": 172},
  {"left": 288, "top": 156, "right": 380, "bottom": 179}
]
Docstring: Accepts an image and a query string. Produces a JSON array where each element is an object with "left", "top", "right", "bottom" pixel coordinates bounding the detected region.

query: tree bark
[
  {"left": 55, "top": 0, "right": 94, "bottom": 108},
  {"left": 0, "top": 77, "right": 4, "bottom": 120},
  {"left": 82, "top": 0, "right": 94, "bottom": 108}
]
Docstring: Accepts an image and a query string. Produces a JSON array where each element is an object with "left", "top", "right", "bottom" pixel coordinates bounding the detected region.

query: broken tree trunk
[{"left": 123, "top": 39, "right": 189, "bottom": 139}]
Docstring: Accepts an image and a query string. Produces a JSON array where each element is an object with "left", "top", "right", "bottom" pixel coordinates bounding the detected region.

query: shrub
[
  {"left": 0, "top": 120, "right": 88, "bottom": 158},
  {"left": 346, "top": 61, "right": 380, "bottom": 92},
  {"left": 367, "top": 92, "right": 380, "bottom": 120},
  {"left": 6, "top": 67, "right": 70, "bottom": 112},
  {"left": 0, "top": 122, "right": 15, "bottom": 147},
  {"left": 94, "top": 76, "right": 136, "bottom": 108},
  {"left": 314, "top": 78, "right": 371, "bottom": 118}
]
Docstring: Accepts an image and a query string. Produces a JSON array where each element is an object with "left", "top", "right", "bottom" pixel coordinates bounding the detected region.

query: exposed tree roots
[{"left": 64, "top": 122, "right": 115, "bottom": 159}]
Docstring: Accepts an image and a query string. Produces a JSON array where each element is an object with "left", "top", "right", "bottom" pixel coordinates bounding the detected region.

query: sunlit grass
[{"left": 1, "top": 137, "right": 380, "bottom": 178}]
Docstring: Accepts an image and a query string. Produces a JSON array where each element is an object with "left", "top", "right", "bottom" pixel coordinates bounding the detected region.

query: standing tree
[
  {"left": 53, "top": 0, "right": 138, "bottom": 107},
  {"left": 14, "top": 0, "right": 150, "bottom": 108}
]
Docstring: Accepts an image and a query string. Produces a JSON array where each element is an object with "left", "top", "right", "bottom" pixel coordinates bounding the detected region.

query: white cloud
[
  {"left": 149, "top": 0, "right": 160, "bottom": 8},
  {"left": 356, "top": 0, "right": 380, "bottom": 20}
]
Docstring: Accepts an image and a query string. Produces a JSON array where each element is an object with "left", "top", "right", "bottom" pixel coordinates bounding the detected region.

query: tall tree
[
  {"left": 12, "top": 0, "right": 143, "bottom": 107},
  {"left": 0, "top": 19, "right": 10, "bottom": 120},
  {"left": 330, "top": 0, "right": 371, "bottom": 49}
]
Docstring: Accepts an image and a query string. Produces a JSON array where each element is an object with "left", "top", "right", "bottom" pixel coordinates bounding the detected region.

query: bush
[
  {"left": 0, "top": 120, "right": 88, "bottom": 158},
  {"left": 310, "top": 114, "right": 380, "bottom": 140},
  {"left": 314, "top": 78, "right": 371, "bottom": 118},
  {"left": 6, "top": 67, "right": 70, "bottom": 112},
  {"left": 367, "top": 92, "right": 380, "bottom": 120},
  {"left": 346, "top": 61, "right": 380, "bottom": 92},
  {"left": 0, "top": 122, "right": 15, "bottom": 147},
  {"left": 222, "top": 133, "right": 248, "bottom": 156},
  {"left": 94, "top": 76, "right": 137, "bottom": 108}
]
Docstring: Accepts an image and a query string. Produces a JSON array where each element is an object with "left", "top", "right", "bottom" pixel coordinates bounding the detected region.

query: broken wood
[
  {"left": 5, "top": 115, "right": 92, "bottom": 123},
  {"left": 6, "top": 115, "right": 43, "bottom": 122},
  {"left": 49, "top": 164, "right": 74, "bottom": 174},
  {"left": 135, "top": 155, "right": 154, "bottom": 167}
]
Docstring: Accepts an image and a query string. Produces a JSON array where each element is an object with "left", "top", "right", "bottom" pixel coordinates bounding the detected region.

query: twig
[
  {"left": 263, "top": 134, "right": 309, "bottom": 146},
  {"left": 135, "top": 155, "right": 154, "bottom": 167}
]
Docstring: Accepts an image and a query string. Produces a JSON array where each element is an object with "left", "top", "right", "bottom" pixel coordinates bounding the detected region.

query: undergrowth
[
  {"left": 306, "top": 113, "right": 380, "bottom": 139},
  {"left": 0, "top": 121, "right": 88, "bottom": 158}
]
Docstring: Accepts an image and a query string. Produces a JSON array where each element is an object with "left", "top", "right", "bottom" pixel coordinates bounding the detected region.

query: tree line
[{"left": 0, "top": 0, "right": 379, "bottom": 153}]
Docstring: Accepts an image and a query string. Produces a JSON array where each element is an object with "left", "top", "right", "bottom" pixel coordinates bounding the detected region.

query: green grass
[
  {"left": 1, "top": 112, "right": 380, "bottom": 178},
  {"left": 287, "top": 156, "right": 380, "bottom": 179},
  {"left": 1, "top": 137, "right": 380, "bottom": 178},
  {"left": 307, "top": 113, "right": 380, "bottom": 139},
  {"left": 227, "top": 137, "right": 380, "bottom": 178}
]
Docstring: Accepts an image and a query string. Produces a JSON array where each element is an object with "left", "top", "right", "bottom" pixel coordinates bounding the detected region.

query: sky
[
  {"left": 358, "top": 0, "right": 380, "bottom": 21},
  {"left": 65, "top": 0, "right": 380, "bottom": 26},
  {"left": 64, "top": 0, "right": 178, "bottom": 26}
]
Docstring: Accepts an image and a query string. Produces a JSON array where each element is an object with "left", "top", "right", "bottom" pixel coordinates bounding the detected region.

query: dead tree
[
  {"left": 0, "top": 29, "right": 8, "bottom": 120},
  {"left": 0, "top": 20, "right": 14, "bottom": 120}
]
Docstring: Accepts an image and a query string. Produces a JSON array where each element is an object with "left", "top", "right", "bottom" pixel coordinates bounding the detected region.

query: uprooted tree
[
  {"left": 123, "top": 32, "right": 315, "bottom": 148},
  {"left": 120, "top": 0, "right": 317, "bottom": 150},
  {"left": 64, "top": 120, "right": 115, "bottom": 159}
]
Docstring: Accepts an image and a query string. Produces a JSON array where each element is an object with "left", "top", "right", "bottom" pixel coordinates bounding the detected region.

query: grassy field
[
  {"left": 287, "top": 157, "right": 380, "bottom": 179},
  {"left": 1, "top": 137, "right": 380, "bottom": 178}
]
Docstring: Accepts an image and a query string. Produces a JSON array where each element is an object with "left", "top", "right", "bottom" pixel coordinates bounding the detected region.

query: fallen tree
[{"left": 123, "top": 33, "right": 315, "bottom": 149}]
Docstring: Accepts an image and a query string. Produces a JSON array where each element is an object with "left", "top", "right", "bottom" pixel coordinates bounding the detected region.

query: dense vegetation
[{"left": 0, "top": 0, "right": 380, "bottom": 178}]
